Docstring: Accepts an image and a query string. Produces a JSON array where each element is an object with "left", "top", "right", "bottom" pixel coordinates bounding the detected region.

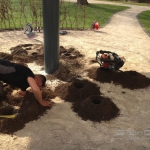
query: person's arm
[
  {"left": 27, "top": 77, "right": 52, "bottom": 107},
  {"left": 19, "top": 90, "right": 26, "bottom": 96}
]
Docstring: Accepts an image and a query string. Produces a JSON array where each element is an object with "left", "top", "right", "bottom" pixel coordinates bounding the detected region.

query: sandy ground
[{"left": 0, "top": 0, "right": 150, "bottom": 150}]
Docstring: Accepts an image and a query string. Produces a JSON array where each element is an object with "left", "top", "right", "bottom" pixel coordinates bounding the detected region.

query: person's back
[
  {"left": 0, "top": 59, "right": 35, "bottom": 91},
  {"left": 0, "top": 59, "right": 51, "bottom": 107}
]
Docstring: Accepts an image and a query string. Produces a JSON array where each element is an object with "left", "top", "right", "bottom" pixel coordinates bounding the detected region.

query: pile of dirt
[
  {"left": 52, "top": 46, "right": 85, "bottom": 81},
  {"left": 87, "top": 67, "right": 150, "bottom": 89},
  {"left": 0, "top": 44, "right": 87, "bottom": 134},
  {"left": 72, "top": 95, "right": 120, "bottom": 122},
  {"left": 55, "top": 79, "right": 120, "bottom": 122},
  {"left": 2, "top": 44, "right": 149, "bottom": 134},
  {"left": 55, "top": 79, "right": 101, "bottom": 102},
  {"left": 0, "top": 85, "right": 56, "bottom": 134},
  {"left": 10, "top": 44, "right": 44, "bottom": 66},
  {"left": 60, "top": 46, "right": 84, "bottom": 60},
  {"left": 2, "top": 44, "right": 85, "bottom": 81}
]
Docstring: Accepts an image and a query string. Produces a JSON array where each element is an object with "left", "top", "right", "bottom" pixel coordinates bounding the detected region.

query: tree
[{"left": 77, "top": 0, "right": 89, "bottom": 5}]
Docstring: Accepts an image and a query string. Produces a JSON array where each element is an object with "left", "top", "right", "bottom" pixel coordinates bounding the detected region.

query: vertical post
[{"left": 42, "top": 0, "right": 59, "bottom": 74}]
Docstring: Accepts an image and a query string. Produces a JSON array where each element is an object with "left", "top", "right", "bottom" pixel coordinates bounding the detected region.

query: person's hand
[
  {"left": 40, "top": 100, "right": 53, "bottom": 107},
  {"left": 19, "top": 90, "right": 26, "bottom": 96}
]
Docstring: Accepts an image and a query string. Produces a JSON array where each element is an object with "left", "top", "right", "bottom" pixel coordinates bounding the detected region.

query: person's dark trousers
[{"left": 0, "top": 81, "right": 5, "bottom": 102}]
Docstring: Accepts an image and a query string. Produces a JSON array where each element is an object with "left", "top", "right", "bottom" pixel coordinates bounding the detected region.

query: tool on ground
[
  {"left": 24, "top": 23, "right": 37, "bottom": 39},
  {"left": 96, "top": 50, "right": 125, "bottom": 71},
  {"left": 24, "top": 23, "right": 67, "bottom": 40},
  {"left": 60, "top": 30, "right": 67, "bottom": 35},
  {"left": 91, "top": 20, "right": 99, "bottom": 30},
  {"left": 0, "top": 105, "right": 20, "bottom": 119},
  {"left": 0, "top": 114, "right": 16, "bottom": 119}
]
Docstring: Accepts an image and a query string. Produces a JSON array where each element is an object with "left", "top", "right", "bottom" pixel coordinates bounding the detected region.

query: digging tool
[
  {"left": 24, "top": 23, "right": 67, "bottom": 41},
  {"left": 0, "top": 114, "right": 16, "bottom": 119},
  {"left": 24, "top": 23, "right": 38, "bottom": 39},
  {"left": 0, "top": 105, "right": 20, "bottom": 119},
  {"left": 96, "top": 50, "right": 125, "bottom": 71}
]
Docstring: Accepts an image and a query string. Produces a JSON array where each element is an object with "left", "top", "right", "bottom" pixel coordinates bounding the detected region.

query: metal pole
[{"left": 42, "top": 0, "right": 59, "bottom": 74}]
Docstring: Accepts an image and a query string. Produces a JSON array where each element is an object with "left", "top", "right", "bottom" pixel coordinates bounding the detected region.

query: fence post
[{"left": 42, "top": 0, "right": 59, "bottom": 74}]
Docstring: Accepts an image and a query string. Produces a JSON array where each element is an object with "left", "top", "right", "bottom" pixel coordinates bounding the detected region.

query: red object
[
  {"left": 102, "top": 62, "right": 110, "bottom": 68},
  {"left": 101, "top": 54, "right": 108, "bottom": 59},
  {"left": 94, "top": 22, "right": 99, "bottom": 30},
  {"left": 101, "top": 54, "right": 109, "bottom": 68}
]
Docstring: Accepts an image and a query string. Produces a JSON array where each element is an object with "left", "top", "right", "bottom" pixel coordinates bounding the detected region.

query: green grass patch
[
  {"left": 0, "top": 0, "right": 42, "bottom": 30},
  {"left": 138, "top": 10, "right": 150, "bottom": 34},
  {"left": 60, "top": 2, "right": 129, "bottom": 29},
  {"left": 0, "top": 1, "right": 129, "bottom": 30}
]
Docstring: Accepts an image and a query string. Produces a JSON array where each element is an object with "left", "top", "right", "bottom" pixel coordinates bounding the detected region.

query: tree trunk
[{"left": 77, "top": 0, "right": 89, "bottom": 5}]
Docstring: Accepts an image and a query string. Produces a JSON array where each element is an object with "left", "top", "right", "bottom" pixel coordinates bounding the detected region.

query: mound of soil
[
  {"left": 53, "top": 46, "right": 85, "bottom": 81},
  {"left": 0, "top": 44, "right": 87, "bottom": 134},
  {"left": 8, "top": 44, "right": 85, "bottom": 81},
  {"left": 0, "top": 85, "right": 56, "bottom": 134},
  {"left": 72, "top": 95, "right": 120, "bottom": 122},
  {"left": 2, "top": 44, "right": 144, "bottom": 133},
  {"left": 87, "top": 67, "right": 150, "bottom": 89},
  {"left": 0, "top": 52, "right": 13, "bottom": 61},
  {"left": 10, "top": 44, "right": 44, "bottom": 66},
  {"left": 55, "top": 79, "right": 101, "bottom": 102},
  {"left": 55, "top": 78, "right": 120, "bottom": 122},
  {"left": 60, "top": 46, "right": 84, "bottom": 60}
]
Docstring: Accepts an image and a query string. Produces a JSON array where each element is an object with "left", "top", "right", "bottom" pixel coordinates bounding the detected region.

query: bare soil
[
  {"left": 0, "top": 2, "right": 150, "bottom": 149},
  {"left": 0, "top": 43, "right": 150, "bottom": 134}
]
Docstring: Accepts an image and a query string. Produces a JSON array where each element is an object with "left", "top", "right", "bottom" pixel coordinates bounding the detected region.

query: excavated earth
[{"left": 0, "top": 43, "right": 150, "bottom": 134}]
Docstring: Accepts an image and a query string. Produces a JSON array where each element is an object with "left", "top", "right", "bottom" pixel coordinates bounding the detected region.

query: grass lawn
[
  {"left": 1, "top": 1, "right": 149, "bottom": 34},
  {"left": 60, "top": 2, "right": 129, "bottom": 29},
  {"left": 0, "top": 1, "right": 129, "bottom": 30},
  {"left": 138, "top": 10, "right": 150, "bottom": 35}
]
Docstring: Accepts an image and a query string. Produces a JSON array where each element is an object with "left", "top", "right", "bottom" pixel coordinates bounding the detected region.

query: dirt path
[{"left": 0, "top": 1, "right": 150, "bottom": 150}]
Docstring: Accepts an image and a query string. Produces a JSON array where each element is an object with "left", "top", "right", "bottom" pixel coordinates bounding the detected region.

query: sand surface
[{"left": 0, "top": 0, "right": 150, "bottom": 149}]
